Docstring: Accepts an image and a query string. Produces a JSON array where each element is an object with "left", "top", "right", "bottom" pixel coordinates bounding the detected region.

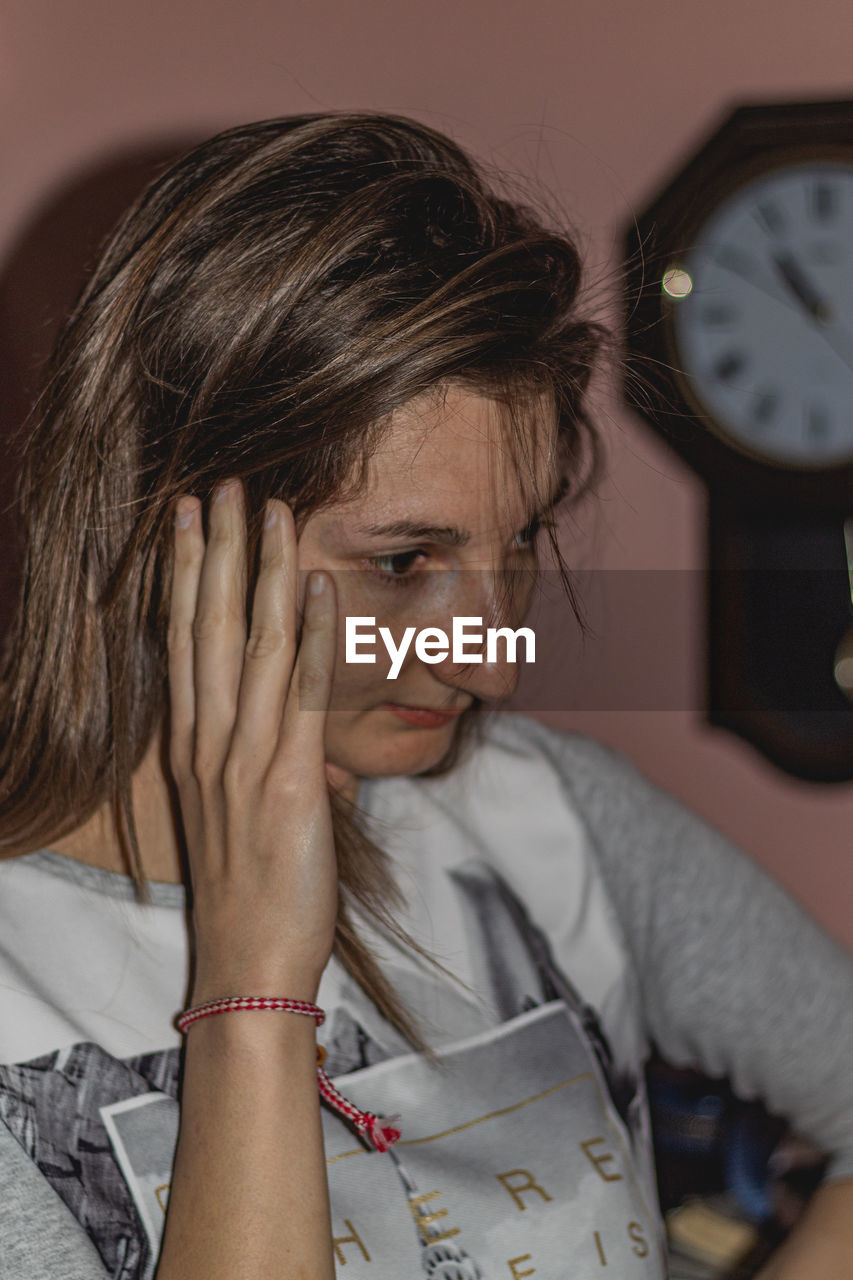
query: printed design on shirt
[
  {"left": 321, "top": 1002, "right": 665, "bottom": 1277},
  {"left": 101, "top": 1093, "right": 180, "bottom": 1265},
  {"left": 0, "top": 861, "right": 661, "bottom": 1279},
  {"left": 447, "top": 862, "right": 644, "bottom": 1137},
  {"left": 0, "top": 1041, "right": 179, "bottom": 1280}
]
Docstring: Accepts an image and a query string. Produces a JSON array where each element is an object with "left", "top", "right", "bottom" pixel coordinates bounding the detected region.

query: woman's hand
[
  {"left": 155, "top": 479, "right": 338, "bottom": 1279},
  {"left": 168, "top": 477, "right": 339, "bottom": 1003}
]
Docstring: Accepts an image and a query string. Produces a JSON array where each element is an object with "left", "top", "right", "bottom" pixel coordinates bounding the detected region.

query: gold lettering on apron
[
  {"left": 333, "top": 1219, "right": 372, "bottom": 1264},
  {"left": 407, "top": 1190, "right": 461, "bottom": 1243},
  {"left": 508, "top": 1254, "right": 536, "bottom": 1278},
  {"left": 495, "top": 1169, "right": 554, "bottom": 1211},
  {"left": 580, "top": 1137, "right": 623, "bottom": 1182},
  {"left": 628, "top": 1221, "right": 649, "bottom": 1257}
]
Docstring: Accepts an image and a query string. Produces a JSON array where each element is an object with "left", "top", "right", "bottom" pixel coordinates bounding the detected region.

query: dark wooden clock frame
[{"left": 622, "top": 99, "right": 853, "bottom": 782}]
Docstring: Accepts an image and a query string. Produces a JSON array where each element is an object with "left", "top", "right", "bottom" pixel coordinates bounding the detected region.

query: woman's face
[{"left": 296, "top": 384, "right": 561, "bottom": 785}]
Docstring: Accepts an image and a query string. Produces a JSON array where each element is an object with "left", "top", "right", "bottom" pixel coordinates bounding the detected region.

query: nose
[{"left": 429, "top": 565, "right": 537, "bottom": 704}]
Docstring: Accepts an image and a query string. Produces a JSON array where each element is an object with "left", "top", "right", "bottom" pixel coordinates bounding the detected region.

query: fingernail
[
  {"left": 175, "top": 499, "right": 194, "bottom": 529},
  {"left": 213, "top": 479, "right": 237, "bottom": 503},
  {"left": 264, "top": 503, "right": 278, "bottom": 529},
  {"left": 309, "top": 572, "right": 326, "bottom": 596}
]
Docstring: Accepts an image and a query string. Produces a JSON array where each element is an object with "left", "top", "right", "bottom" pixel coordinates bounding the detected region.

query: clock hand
[
  {"left": 768, "top": 250, "right": 853, "bottom": 373},
  {"left": 770, "top": 251, "right": 834, "bottom": 324},
  {"left": 709, "top": 243, "right": 853, "bottom": 373}
]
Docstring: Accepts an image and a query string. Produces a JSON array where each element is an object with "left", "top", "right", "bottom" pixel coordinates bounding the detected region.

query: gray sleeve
[
  {"left": 0, "top": 1120, "right": 109, "bottom": 1278},
  {"left": 533, "top": 725, "right": 853, "bottom": 1184}
]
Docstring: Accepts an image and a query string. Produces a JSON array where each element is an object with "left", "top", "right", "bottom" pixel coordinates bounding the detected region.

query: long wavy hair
[{"left": 0, "top": 112, "right": 605, "bottom": 1044}]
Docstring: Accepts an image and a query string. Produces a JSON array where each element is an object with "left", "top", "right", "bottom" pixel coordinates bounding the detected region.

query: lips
[{"left": 383, "top": 703, "right": 469, "bottom": 728}]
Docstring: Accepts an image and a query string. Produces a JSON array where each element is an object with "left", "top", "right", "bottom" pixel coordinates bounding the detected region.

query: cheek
[
  {"left": 516, "top": 567, "right": 539, "bottom": 624},
  {"left": 329, "top": 661, "right": 389, "bottom": 711},
  {"left": 328, "top": 577, "right": 419, "bottom": 702},
  {"left": 328, "top": 620, "right": 394, "bottom": 711}
]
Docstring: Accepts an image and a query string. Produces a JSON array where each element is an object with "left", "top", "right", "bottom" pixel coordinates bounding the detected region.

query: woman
[{"left": 0, "top": 112, "right": 851, "bottom": 1280}]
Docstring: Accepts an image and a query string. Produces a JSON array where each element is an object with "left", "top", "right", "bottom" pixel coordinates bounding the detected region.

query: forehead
[{"left": 353, "top": 385, "right": 558, "bottom": 513}]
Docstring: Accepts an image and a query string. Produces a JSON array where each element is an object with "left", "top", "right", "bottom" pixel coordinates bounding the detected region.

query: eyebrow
[{"left": 354, "top": 474, "right": 570, "bottom": 545}]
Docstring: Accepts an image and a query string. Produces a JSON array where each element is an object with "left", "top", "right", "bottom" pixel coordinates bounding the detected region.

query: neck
[
  {"left": 47, "top": 725, "right": 184, "bottom": 883},
  {"left": 44, "top": 727, "right": 362, "bottom": 884}
]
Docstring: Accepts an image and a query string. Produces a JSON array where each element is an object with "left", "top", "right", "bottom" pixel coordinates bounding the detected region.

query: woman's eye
[
  {"left": 367, "top": 520, "right": 548, "bottom": 587},
  {"left": 367, "top": 550, "right": 426, "bottom": 584},
  {"left": 511, "top": 517, "right": 542, "bottom": 549}
]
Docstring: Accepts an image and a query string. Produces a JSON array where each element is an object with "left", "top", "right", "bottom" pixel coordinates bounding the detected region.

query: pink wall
[{"left": 3, "top": 0, "right": 853, "bottom": 945}]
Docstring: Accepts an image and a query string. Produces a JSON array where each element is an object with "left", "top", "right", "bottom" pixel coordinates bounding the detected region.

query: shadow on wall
[{"left": 0, "top": 138, "right": 200, "bottom": 639}]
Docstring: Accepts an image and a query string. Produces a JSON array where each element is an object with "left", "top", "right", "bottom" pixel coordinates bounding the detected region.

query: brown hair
[{"left": 0, "top": 112, "right": 604, "bottom": 1043}]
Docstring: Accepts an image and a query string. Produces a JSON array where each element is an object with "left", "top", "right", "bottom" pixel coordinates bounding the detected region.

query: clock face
[{"left": 665, "top": 159, "right": 853, "bottom": 468}]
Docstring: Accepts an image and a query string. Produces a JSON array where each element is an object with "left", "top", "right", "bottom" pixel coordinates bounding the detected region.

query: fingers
[
  {"left": 168, "top": 480, "right": 336, "bottom": 797},
  {"left": 168, "top": 496, "right": 204, "bottom": 780},
  {"left": 192, "top": 480, "right": 248, "bottom": 771},
  {"left": 279, "top": 571, "right": 337, "bottom": 770},
  {"left": 229, "top": 499, "right": 298, "bottom": 760}
]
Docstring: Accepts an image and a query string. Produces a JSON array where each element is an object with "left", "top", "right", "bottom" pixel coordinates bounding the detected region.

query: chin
[{"left": 327, "top": 711, "right": 460, "bottom": 780}]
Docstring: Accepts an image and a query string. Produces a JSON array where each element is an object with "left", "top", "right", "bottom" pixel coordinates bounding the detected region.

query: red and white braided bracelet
[{"left": 175, "top": 996, "right": 402, "bottom": 1154}]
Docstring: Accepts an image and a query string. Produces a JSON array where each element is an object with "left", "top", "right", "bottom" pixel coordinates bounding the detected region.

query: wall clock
[{"left": 622, "top": 99, "right": 853, "bottom": 782}]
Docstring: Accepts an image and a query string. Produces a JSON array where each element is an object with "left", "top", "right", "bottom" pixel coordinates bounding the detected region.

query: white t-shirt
[{"left": 0, "top": 712, "right": 851, "bottom": 1279}]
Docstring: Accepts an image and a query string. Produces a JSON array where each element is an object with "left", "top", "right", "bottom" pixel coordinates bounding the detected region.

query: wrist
[
  {"left": 178, "top": 995, "right": 324, "bottom": 1034},
  {"left": 175, "top": 991, "right": 404, "bottom": 1154},
  {"left": 180, "top": 1001, "right": 321, "bottom": 1068},
  {"left": 189, "top": 968, "right": 324, "bottom": 1008}
]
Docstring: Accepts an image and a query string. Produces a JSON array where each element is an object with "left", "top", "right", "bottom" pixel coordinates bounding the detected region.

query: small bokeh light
[
  {"left": 834, "top": 654, "right": 853, "bottom": 699},
  {"left": 662, "top": 266, "right": 693, "bottom": 299}
]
